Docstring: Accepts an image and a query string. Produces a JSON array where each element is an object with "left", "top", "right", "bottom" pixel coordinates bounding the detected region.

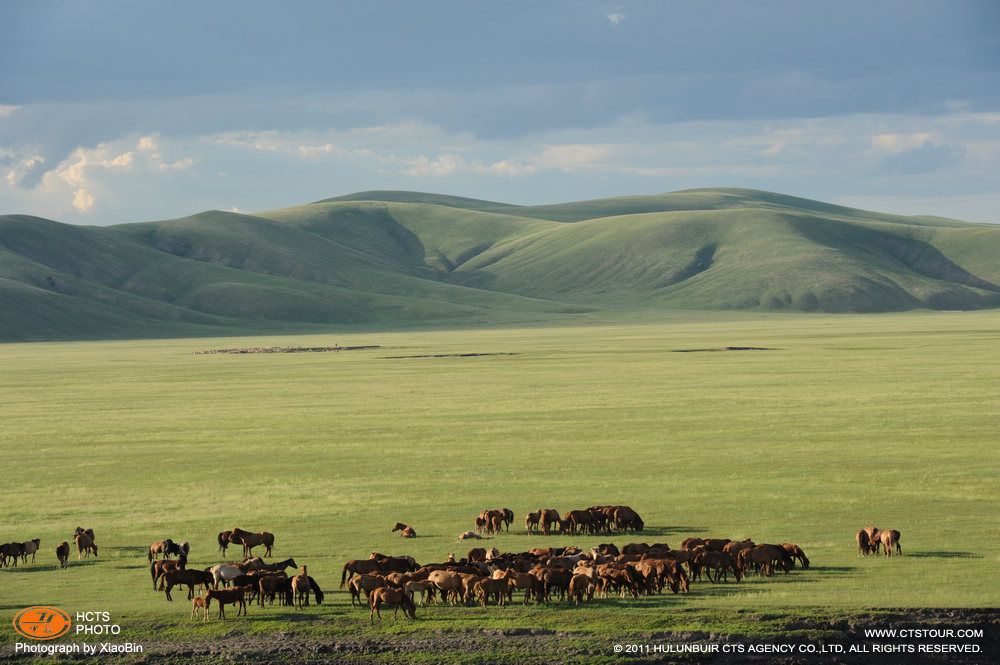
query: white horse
[{"left": 208, "top": 563, "right": 247, "bottom": 588}]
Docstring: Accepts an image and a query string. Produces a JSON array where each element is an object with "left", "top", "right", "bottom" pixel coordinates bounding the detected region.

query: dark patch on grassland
[
  {"left": 8, "top": 609, "right": 994, "bottom": 665},
  {"left": 673, "top": 346, "right": 777, "bottom": 353},
  {"left": 380, "top": 352, "right": 519, "bottom": 359},
  {"left": 195, "top": 345, "right": 381, "bottom": 354}
]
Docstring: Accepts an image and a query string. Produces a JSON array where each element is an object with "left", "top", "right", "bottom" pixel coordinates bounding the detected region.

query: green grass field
[{"left": 1, "top": 311, "right": 998, "bottom": 658}]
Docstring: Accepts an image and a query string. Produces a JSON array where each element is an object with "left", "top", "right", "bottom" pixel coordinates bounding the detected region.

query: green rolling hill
[{"left": 1, "top": 188, "right": 998, "bottom": 340}]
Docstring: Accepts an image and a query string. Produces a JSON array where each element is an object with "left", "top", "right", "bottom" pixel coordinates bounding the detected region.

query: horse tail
[
  {"left": 340, "top": 562, "right": 351, "bottom": 588},
  {"left": 147, "top": 547, "right": 153, "bottom": 563},
  {"left": 217, "top": 532, "right": 228, "bottom": 554}
]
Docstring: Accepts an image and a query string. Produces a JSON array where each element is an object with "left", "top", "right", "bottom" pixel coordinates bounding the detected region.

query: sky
[{"left": 1, "top": 0, "right": 998, "bottom": 225}]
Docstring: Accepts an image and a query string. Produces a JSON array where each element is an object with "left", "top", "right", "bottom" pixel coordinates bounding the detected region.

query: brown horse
[
  {"left": 291, "top": 566, "right": 310, "bottom": 609},
  {"left": 369, "top": 586, "right": 415, "bottom": 621},
  {"left": 162, "top": 569, "right": 214, "bottom": 602},
  {"left": 151, "top": 555, "right": 187, "bottom": 590},
  {"left": 74, "top": 530, "right": 97, "bottom": 559},
  {"left": 525, "top": 510, "right": 541, "bottom": 534},
  {"left": 148, "top": 539, "right": 176, "bottom": 562},
  {"left": 205, "top": 585, "right": 252, "bottom": 619},
  {"left": 217, "top": 530, "right": 239, "bottom": 555},
  {"left": 341, "top": 558, "right": 382, "bottom": 587},
  {"left": 540, "top": 509, "right": 561, "bottom": 536},
  {"left": 392, "top": 522, "right": 417, "bottom": 538},
  {"left": 56, "top": 541, "right": 70, "bottom": 569},
  {"left": 856, "top": 529, "right": 872, "bottom": 556},
  {"left": 191, "top": 596, "right": 209, "bottom": 621},
  {"left": 781, "top": 543, "right": 810, "bottom": 569},
  {"left": 862, "top": 526, "right": 881, "bottom": 554},
  {"left": 697, "top": 551, "right": 743, "bottom": 582},
  {"left": 878, "top": 529, "right": 902, "bottom": 557},
  {"left": 230, "top": 527, "right": 274, "bottom": 558}
]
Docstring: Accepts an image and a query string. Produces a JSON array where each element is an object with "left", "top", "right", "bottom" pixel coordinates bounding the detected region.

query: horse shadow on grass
[{"left": 902, "top": 551, "right": 979, "bottom": 559}]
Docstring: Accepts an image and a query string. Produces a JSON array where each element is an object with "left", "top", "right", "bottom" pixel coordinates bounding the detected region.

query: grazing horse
[
  {"left": 781, "top": 543, "right": 810, "bottom": 569},
  {"left": 862, "top": 526, "right": 881, "bottom": 554},
  {"left": 258, "top": 575, "right": 292, "bottom": 607},
  {"left": 230, "top": 528, "right": 274, "bottom": 558},
  {"left": 878, "top": 529, "right": 902, "bottom": 557},
  {"left": 56, "top": 542, "right": 70, "bottom": 569},
  {"left": 307, "top": 576, "right": 324, "bottom": 604},
  {"left": 697, "top": 551, "right": 743, "bottom": 583},
  {"left": 856, "top": 529, "right": 872, "bottom": 556},
  {"left": 341, "top": 558, "right": 382, "bottom": 587}
]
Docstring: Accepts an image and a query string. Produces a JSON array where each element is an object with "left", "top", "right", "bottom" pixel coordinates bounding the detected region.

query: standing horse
[
  {"left": 148, "top": 539, "right": 176, "bottom": 562},
  {"left": 56, "top": 542, "right": 70, "bottom": 569},
  {"left": 525, "top": 510, "right": 541, "bottom": 534},
  {"left": 230, "top": 527, "right": 274, "bottom": 558},
  {"left": 878, "top": 529, "right": 902, "bottom": 557},
  {"left": 340, "top": 558, "right": 382, "bottom": 587},
  {"left": 292, "top": 565, "right": 310, "bottom": 609}
]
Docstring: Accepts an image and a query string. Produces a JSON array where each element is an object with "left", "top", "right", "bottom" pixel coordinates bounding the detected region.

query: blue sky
[{"left": 2, "top": 1, "right": 998, "bottom": 225}]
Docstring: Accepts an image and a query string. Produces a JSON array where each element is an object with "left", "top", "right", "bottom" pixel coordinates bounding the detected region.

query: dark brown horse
[
  {"left": 162, "top": 569, "right": 214, "bottom": 602},
  {"left": 230, "top": 527, "right": 274, "bottom": 558},
  {"left": 856, "top": 529, "right": 872, "bottom": 556},
  {"left": 56, "top": 541, "right": 70, "bottom": 568},
  {"left": 341, "top": 558, "right": 382, "bottom": 587}
]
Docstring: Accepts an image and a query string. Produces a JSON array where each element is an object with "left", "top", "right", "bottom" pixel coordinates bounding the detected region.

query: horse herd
[
  {"left": 465, "top": 506, "right": 644, "bottom": 539},
  {"left": 2, "top": 527, "right": 97, "bottom": 569},
  {"left": 148, "top": 527, "right": 323, "bottom": 621},
  {"left": 339, "top": 536, "right": 812, "bottom": 621},
  {"left": 2, "top": 514, "right": 906, "bottom": 623}
]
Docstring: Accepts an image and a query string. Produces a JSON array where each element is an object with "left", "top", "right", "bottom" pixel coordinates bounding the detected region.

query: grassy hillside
[{"left": 1, "top": 189, "right": 999, "bottom": 341}]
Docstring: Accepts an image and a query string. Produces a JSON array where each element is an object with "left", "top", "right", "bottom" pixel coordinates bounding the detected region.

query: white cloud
[
  {"left": 72, "top": 188, "right": 95, "bottom": 212},
  {"left": 0, "top": 105, "right": 21, "bottom": 119},
  {"left": 606, "top": 13, "right": 625, "bottom": 25},
  {"left": 872, "top": 132, "right": 936, "bottom": 153}
]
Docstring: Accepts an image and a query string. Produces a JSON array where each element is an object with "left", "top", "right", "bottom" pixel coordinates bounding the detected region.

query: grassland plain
[{"left": 1, "top": 311, "right": 998, "bottom": 663}]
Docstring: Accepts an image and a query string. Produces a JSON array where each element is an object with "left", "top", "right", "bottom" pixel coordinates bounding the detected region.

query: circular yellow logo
[{"left": 13, "top": 606, "right": 72, "bottom": 640}]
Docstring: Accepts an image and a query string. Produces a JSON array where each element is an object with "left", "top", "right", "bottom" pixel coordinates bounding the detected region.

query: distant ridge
[{"left": 1, "top": 188, "right": 998, "bottom": 341}]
